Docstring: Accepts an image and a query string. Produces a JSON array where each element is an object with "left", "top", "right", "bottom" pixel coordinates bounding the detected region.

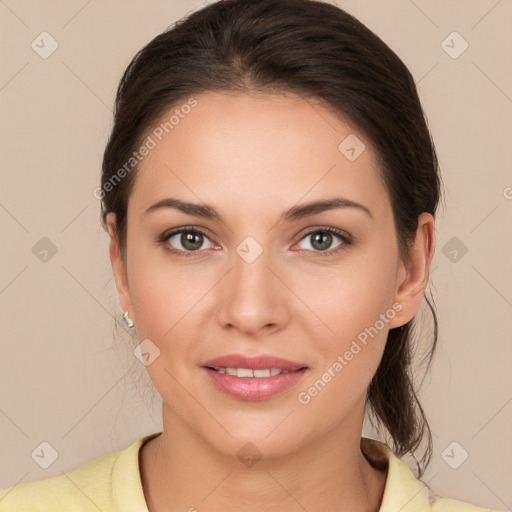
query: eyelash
[{"left": 156, "top": 226, "right": 353, "bottom": 259}]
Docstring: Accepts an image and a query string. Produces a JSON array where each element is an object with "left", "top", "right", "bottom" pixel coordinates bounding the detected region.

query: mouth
[
  {"left": 201, "top": 354, "right": 309, "bottom": 401},
  {"left": 204, "top": 366, "right": 306, "bottom": 377}
]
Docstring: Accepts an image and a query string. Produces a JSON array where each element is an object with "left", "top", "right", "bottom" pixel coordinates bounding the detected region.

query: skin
[{"left": 107, "top": 90, "right": 435, "bottom": 512}]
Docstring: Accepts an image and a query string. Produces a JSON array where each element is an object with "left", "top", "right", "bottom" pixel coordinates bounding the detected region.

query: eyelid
[
  {"left": 293, "top": 226, "right": 352, "bottom": 257},
  {"left": 157, "top": 225, "right": 353, "bottom": 257},
  {"left": 156, "top": 225, "right": 215, "bottom": 254},
  {"left": 295, "top": 225, "right": 352, "bottom": 244}
]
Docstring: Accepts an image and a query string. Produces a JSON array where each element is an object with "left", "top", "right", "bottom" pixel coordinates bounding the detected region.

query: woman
[{"left": 0, "top": 0, "right": 501, "bottom": 510}]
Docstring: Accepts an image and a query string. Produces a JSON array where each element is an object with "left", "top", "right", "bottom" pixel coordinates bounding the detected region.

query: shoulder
[
  {"left": 360, "top": 436, "right": 503, "bottom": 512},
  {"left": 0, "top": 452, "right": 116, "bottom": 511},
  {"left": 0, "top": 432, "right": 161, "bottom": 512},
  {"left": 0, "top": 448, "right": 120, "bottom": 511},
  {"left": 429, "top": 495, "right": 500, "bottom": 512}
]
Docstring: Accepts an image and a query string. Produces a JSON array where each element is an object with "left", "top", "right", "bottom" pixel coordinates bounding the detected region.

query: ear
[
  {"left": 106, "top": 212, "right": 133, "bottom": 317},
  {"left": 388, "top": 212, "right": 436, "bottom": 328}
]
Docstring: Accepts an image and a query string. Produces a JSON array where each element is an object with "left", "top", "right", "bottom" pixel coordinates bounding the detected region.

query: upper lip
[{"left": 202, "top": 354, "right": 307, "bottom": 371}]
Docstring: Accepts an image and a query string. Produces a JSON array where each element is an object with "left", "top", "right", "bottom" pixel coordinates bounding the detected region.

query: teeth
[
  {"left": 253, "top": 369, "right": 271, "bottom": 377},
  {"left": 212, "top": 367, "right": 292, "bottom": 378},
  {"left": 237, "top": 368, "right": 253, "bottom": 378}
]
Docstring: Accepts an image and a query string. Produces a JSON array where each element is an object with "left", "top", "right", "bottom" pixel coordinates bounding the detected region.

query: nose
[{"left": 216, "top": 243, "right": 290, "bottom": 337}]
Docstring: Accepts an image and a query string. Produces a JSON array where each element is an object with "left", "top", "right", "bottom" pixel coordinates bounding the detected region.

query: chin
[{"left": 197, "top": 415, "right": 310, "bottom": 462}]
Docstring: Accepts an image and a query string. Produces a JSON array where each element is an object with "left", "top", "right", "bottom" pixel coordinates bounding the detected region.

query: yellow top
[{"left": 0, "top": 432, "right": 500, "bottom": 511}]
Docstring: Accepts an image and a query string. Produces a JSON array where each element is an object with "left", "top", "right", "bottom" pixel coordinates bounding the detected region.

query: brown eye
[
  {"left": 310, "top": 231, "right": 336, "bottom": 251},
  {"left": 296, "top": 228, "right": 351, "bottom": 256},
  {"left": 160, "top": 228, "right": 215, "bottom": 255}
]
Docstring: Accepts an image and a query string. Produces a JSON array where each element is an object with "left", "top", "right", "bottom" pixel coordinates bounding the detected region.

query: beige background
[{"left": 1, "top": 0, "right": 511, "bottom": 509}]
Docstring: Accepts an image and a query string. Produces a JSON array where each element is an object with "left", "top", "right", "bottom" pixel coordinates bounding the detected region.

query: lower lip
[{"left": 202, "top": 367, "right": 308, "bottom": 401}]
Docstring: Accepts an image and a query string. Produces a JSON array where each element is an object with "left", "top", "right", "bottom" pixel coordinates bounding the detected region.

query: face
[{"left": 108, "top": 91, "right": 433, "bottom": 459}]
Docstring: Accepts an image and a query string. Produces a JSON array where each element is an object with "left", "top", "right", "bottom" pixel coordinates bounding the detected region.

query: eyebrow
[{"left": 144, "top": 196, "right": 373, "bottom": 223}]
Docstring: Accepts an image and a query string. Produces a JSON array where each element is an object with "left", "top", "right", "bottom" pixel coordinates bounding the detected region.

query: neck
[{"left": 140, "top": 405, "right": 387, "bottom": 512}]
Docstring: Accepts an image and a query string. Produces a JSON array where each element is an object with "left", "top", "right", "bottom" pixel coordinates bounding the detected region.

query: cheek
[
  {"left": 294, "top": 294, "right": 391, "bottom": 429},
  {"left": 126, "top": 261, "right": 209, "bottom": 397},
  {"left": 128, "top": 262, "right": 206, "bottom": 341},
  {"left": 293, "top": 239, "right": 399, "bottom": 339},
  {"left": 126, "top": 242, "right": 223, "bottom": 367},
  {"left": 292, "top": 244, "right": 397, "bottom": 401}
]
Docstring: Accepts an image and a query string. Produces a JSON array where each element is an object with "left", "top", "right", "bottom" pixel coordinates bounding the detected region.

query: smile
[{"left": 208, "top": 367, "right": 294, "bottom": 377}]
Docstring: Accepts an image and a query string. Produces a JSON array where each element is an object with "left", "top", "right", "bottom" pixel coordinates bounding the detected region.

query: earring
[{"left": 122, "top": 311, "right": 134, "bottom": 328}]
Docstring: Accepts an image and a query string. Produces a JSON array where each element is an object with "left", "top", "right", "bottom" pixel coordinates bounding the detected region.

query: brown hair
[{"left": 100, "top": 0, "right": 442, "bottom": 478}]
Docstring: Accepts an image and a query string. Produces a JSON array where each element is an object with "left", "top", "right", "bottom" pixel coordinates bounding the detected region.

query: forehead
[{"left": 130, "top": 91, "right": 390, "bottom": 221}]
